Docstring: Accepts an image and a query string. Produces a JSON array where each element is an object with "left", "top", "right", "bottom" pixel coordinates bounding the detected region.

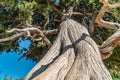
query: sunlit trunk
[{"left": 25, "top": 19, "right": 112, "bottom": 80}]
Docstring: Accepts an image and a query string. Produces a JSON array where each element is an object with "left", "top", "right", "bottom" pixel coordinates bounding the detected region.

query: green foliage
[
  {"left": 109, "top": 69, "right": 120, "bottom": 80},
  {"left": 89, "top": 0, "right": 96, "bottom": 4},
  {"left": 37, "top": 41, "right": 46, "bottom": 47},
  {"left": 3, "top": 77, "right": 24, "bottom": 80},
  {"left": 109, "top": 45, "right": 120, "bottom": 68},
  {"left": 17, "top": 1, "right": 37, "bottom": 23}
]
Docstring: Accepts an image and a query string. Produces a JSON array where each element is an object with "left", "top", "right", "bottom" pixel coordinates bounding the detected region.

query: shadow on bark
[
  {"left": 28, "top": 32, "right": 89, "bottom": 80},
  {"left": 26, "top": 19, "right": 112, "bottom": 80}
]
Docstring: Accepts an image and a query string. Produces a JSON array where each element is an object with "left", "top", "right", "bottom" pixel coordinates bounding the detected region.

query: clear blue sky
[{"left": 0, "top": 38, "right": 36, "bottom": 80}]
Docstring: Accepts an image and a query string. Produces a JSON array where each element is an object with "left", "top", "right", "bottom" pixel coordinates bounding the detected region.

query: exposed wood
[
  {"left": 5, "top": 28, "right": 59, "bottom": 47},
  {"left": 0, "top": 32, "right": 24, "bottom": 43},
  {"left": 25, "top": 19, "right": 112, "bottom": 80},
  {"left": 100, "top": 29, "right": 120, "bottom": 59},
  {"left": 1, "top": 0, "right": 120, "bottom": 79},
  {"left": 25, "top": 31, "right": 62, "bottom": 80},
  {"left": 6, "top": 27, "right": 51, "bottom": 47},
  {"left": 95, "top": 0, "right": 120, "bottom": 29},
  {"left": 25, "top": 0, "right": 120, "bottom": 79},
  {"left": 95, "top": 0, "right": 120, "bottom": 59},
  {"left": 43, "top": 29, "right": 58, "bottom": 35}
]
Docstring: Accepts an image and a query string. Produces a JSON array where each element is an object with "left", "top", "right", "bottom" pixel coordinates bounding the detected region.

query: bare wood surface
[
  {"left": 95, "top": 0, "right": 120, "bottom": 59},
  {"left": 25, "top": 19, "right": 112, "bottom": 80},
  {"left": 95, "top": 0, "right": 120, "bottom": 29},
  {"left": 100, "top": 29, "right": 120, "bottom": 59},
  {"left": 1, "top": 26, "right": 58, "bottom": 47},
  {"left": 0, "top": 32, "right": 24, "bottom": 43}
]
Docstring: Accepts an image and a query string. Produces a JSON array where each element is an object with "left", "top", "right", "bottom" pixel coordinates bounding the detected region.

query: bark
[{"left": 25, "top": 19, "right": 112, "bottom": 80}]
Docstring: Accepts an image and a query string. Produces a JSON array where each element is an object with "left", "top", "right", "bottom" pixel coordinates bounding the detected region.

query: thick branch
[
  {"left": 0, "top": 32, "right": 24, "bottom": 43},
  {"left": 109, "top": 3, "right": 120, "bottom": 9},
  {"left": 6, "top": 28, "right": 51, "bottom": 46},
  {"left": 95, "top": 0, "right": 120, "bottom": 59},
  {"left": 95, "top": 0, "right": 120, "bottom": 29},
  {"left": 5, "top": 28, "right": 58, "bottom": 47},
  {"left": 100, "top": 29, "right": 120, "bottom": 59}
]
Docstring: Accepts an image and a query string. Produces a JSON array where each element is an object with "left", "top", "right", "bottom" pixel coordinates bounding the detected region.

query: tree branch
[
  {"left": 95, "top": 0, "right": 120, "bottom": 29},
  {"left": 43, "top": 29, "right": 58, "bottom": 35},
  {"left": 43, "top": 17, "right": 49, "bottom": 29},
  {"left": 4, "top": 27, "right": 58, "bottom": 47},
  {"left": 100, "top": 29, "right": 120, "bottom": 60},
  {"left": 109, "top": 3, "right": 120, "bottom": 9},
  {"left": 0, "top": 32, "right": 24, "bottom": 43},
  {"left": 6, "top": 27, "right": 51, "bottom": 46},
  {"left": 72, "top": 12, "right": 83, "bottom": 16},
  {"left": 96, "top": 0, "right": 120, "bottom": 59}
]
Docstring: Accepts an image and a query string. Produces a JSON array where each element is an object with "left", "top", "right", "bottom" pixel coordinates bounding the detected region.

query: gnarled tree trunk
[
  {"left": 0, "top": 0, "right": 119, "bottom": 80},
  {"left": 25, "top": 19, "right": 112, "bottom": 80},
  {"left": 25, "top": 0, "right": 120, "bottom": 80}
]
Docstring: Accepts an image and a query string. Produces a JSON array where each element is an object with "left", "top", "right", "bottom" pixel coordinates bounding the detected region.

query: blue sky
[{"left": 0, "top": 39, "right": 36, "bottom": 80}]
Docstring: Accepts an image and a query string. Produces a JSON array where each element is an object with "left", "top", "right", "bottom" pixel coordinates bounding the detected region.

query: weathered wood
[
  {"left": 95, "top": 0, "right": 120, "bottom": 59},
  {"left": 25, "top": 19, "right": 112, "bottom": 80},
  {"left": 95, "top": 0, "right": 120, "bottom": 29},
  {"left": 100, "top": 29, "right": 120, "bottom": 59}
]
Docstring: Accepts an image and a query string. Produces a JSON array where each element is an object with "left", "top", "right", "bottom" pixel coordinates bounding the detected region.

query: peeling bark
[{"left": 25, "top": 19, "right": 112, "bottom": 80}]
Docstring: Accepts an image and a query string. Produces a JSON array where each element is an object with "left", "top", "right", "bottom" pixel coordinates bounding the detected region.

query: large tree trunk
[{"left": 25, "top": 19, "right": 112, "bottom": 80}]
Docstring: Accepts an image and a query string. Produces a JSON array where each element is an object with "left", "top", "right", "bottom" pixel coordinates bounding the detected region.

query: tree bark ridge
[{"left": 26, "top": 19, "right": 112, "bottom": 80}]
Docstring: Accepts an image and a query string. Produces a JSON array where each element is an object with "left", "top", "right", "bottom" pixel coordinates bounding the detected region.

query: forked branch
[
  {"left": 96, "top": 0, "right": 120, "bottom": 59},
  {"left": 0, "top": 32, "right": 24, "bottom": 43},
  {"left": 100, "top": 29, "right": 120, "bottom": 59},
  {"left": 95, "top": 0, "right": 120, "bottom": 29},
  {"left": 0, "top": 25, "right": 58, "bottom": 47}
]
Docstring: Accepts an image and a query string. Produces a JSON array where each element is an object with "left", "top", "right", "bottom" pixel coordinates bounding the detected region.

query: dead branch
[
  {"left": 43, "top": 29, "right": 58, "bottom": 35},
  {"left": 5, "top": 27, "right": 50, "bottom": 46},
  {"left": 96, "top": 0, "right": 120, "bottom": 59},
  {"left": 72, "top": 12, "right": 83, "bottom": 16},
  {"left": 100, "top": 29, "right": 120, "bottom": 59},
  {"left": 95, "top": 0, "right": 120, "bottom": 29},
  {"left": 4, "top": 27, "right": 58, "bottom": 47},
  {"left": 33, "top": 37, "right": 42, "bottom": 42},
  {"left": 5, "top": 28, "right": 35, "bottom": 37},
  {"left": 0, "top": 32, "right": 24, "bottom": 43}
]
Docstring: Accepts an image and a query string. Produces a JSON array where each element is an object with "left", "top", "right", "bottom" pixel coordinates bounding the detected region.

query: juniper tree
[{"left": 0, "top": 0, "right": 120, "bottom": 80}]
